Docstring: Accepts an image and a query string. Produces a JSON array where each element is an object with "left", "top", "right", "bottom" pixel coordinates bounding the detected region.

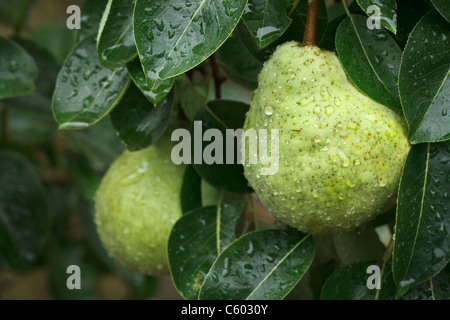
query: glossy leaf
[
  {"left": 190, "top": 100, "right": 252, "bottom": 193},
  {"left": 393, "top": 142, "right": 450, "bottom": 296},
  {"left": 242, "top": 0, "right": 291, "bottom": 49},
  {"left": 76, "top": 0, "right": 108, "bottom": 42},
  {"left": 180, "top": 165, "right": 202, "bottom": 214},
  {"left": 0, "top": 150, "right": 49, "bottom": 269},
  {"left": 336, "top": 15, "right": 402, "bottom": 109},
  {"left": 169, "top": 203, "right": 246, "bottom": 300},
  {"left": 97, "top": 0, "right": 137, "bottom": 68},
  {"left": 127, "top": 58, "right": 174, "bottom": 105},
  {"left": 355, "top": 0, "right": 397, "bottom": 34},
  {"left": 174, "top": 74, "right": 208, "bottom": 121},
  {"left": 52, "top": 34, "right": 130, "bottom": 130},
  {"left": 398, "top": 10, "right": 450, "bottom": 143},
  {"left": 110, "top": 83, "right": 174, "bottom": 151},
  {"left": 430, "top": 0, "right": 450, "bottom": 23},
  {"left": 133, "top": 0, "right": 247, "bottom": 90},
  {"left": 199, "top": 230, "right": 314, "bottom": 300},
  {"left": 320, "top": 261, "right": 395, "bottom": 300},
  {"left": 395, "top": 0, "right": 432, "bottom": 49},
  {"left": 215, "top": 23, "right": 265, "bottom": 91},
  {"left": 0, "top": 36, "right": 37, "bottom": 99},
  {"left": 400, "top": 266, "right": 450, "bottom": 300}
]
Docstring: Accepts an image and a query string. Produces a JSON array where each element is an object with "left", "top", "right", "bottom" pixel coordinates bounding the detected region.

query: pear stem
[{"left": 302, "top": 0, "right": 319, "bottom": 46}]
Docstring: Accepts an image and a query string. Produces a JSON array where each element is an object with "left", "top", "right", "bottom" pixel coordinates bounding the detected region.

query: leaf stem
[
  {"left": 13, "top": 0, "right": 31, "bottom": 38},
  {"left": 375, "top": 238, "right": 394, "bottom": 300},
  {"left": 302, "top": 0, "right": 319, "bottom": 45},
  {"left": 210, "top": 54, "right": 223, "bottom": 99}
]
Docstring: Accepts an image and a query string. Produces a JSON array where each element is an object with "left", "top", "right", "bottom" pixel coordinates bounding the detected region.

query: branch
[{"left": 210, "top": 54, "right": 223, "bottom": 99}]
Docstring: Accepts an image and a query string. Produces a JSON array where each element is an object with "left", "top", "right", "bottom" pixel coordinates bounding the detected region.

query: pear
[
  {"left": 242, "top": 41, "right": 411, "bottom": 234},
  {"left": 95, "top": 134, "right": 185, "bottom": 275}
]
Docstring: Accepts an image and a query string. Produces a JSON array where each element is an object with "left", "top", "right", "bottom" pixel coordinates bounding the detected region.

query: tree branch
[{"left": 302, "top": 0, "right": 319, "bottom": 46}]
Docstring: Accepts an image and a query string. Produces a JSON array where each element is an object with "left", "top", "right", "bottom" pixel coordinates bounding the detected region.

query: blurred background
[{"left": 0, "top": 0, "right": 183, "bottom": 300}]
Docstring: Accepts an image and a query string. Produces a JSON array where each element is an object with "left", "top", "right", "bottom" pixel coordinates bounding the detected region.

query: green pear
[
  {"left": 242, "top": 41, "right": 411, "bottom": 234},
  {"left": 95, "top": 135, "right": 185, "bottom": 275}
]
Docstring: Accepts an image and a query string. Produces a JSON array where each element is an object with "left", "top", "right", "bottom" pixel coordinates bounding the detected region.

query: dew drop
[
  {"left": 321, "top": 86, "right": 330, "bottom": 101},
  {"left": 334, "top": 98, "right": 341, "bottom": 106},
  {"left": 303, "top": 120, "right": 311, "bottom": 127},
  {"left": 338, "top": 192, "right": 345, "bottom": 200},
  {"left": 264, "top": 105, "right": 273, "bottom": 115},
  {"left": 325, "top": 106, "right": 335, "bottom": 115},
  {"left": 300, "top": 95, "right": 315, "bottom": 106},
  {"left": 312, "top": 189, "right": 319, "bottom": 198},
  {"left": 314, "top": 106, "right": 321, "bottom": 114}
]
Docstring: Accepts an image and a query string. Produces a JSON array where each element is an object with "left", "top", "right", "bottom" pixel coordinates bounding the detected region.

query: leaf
[
  {"left": 133, "top": 0, "right": 248, "bottom": 90},
  {"left": 430, "top": 0, "right": 450, "bottom": 23},
  {"left": 127, "top": 57, "right": 174, "bottom": 105},
  {"left": 199, "top": 230, "right": 314, "bottom": 300},
  {"left": 110, "top": 83, "right": 174, "bottom": 151},
  {"left": 400, "top": 265, "right": 450, "bottom": 300},
  {"left": 3, "top": 39, "right": 59, "bottom": 111},
  {"left": 242, "top": 0, "right": 292, "bottom": 49},
  {"left": 180, "top": 165, "right": 202, "bottom": 214},
  {"left": 174, "top": 74, "right": 208, "bottom": 121},
  {"left": 189, "top": 100, "right": 253, "bottom": 193},
  {"left": 0, "top": 36, "right": 37, "bottom": 99},
  {"left": 0, "top": 150, "right": 50, "bottom": 269},
  {"left": 215, "top": 23, "right": 265, "bottom": 91},
  {"left": 52, "top": 34, "right": 130, "bottom": 130},
  {"left": 76, "top": 0, "right": 108, "bottom": 42},
  {"left": 335, "top": 15, "right": 402, "bottom": 110},
  {"left": 97, "top": 0, "right": 137, "bottom": 68},
  {"left": 168, "top": 202, "right": 246, "bottom": 300},
  {"left": 355, "top": 0, "right": 397, "bottom": 34},
  {"left": 320, "top": 261, "right": 395, "bottom": 300},
  {"left": 395, "top": 0, "right": 432, "bottom": 49},
  {"left": 393, "top": 141, "right": 450, "bottom": 296},
  {"left": 398, "top": 10, "right": 450, "bottom": 143}
]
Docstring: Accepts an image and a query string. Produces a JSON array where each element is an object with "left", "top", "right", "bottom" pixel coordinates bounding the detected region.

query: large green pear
[
  {"left": 95, "top": 135, "right": 185, "bottom": 275},
  {"left": 242, "top": 41, "right": 411, "bottom": 234}
]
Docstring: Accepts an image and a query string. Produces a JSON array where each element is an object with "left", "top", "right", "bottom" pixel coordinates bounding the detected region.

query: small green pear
[
  {"left": 95, "top": 135, "right": 185, "bottom": 275},
  {"left": 242, "top": 41, "right": 411, "bottom": 234}
]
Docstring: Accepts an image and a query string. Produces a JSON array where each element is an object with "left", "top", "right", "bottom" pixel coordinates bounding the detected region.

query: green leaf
[
  {"left": 320, "top": 261, "right": 395, "bottom": 300},
  {"left": 0, "top": 150, "right": 49, "bottom": 269},
  {"left": 174, "top": 74, "right": 208, "bottom": 121},
  {"left": 355, "top": 0, "right": 397, "bottom": 34},
  {"left": 242, "top": 0, "right": 292, "bottom": 49},
  {"left": 127, "top": 57, "right": 174, "bottom": 105},
  {"left": 199, "top": 230, "right": 314, "bottom": 300},
  {"left": 430, "top": 0, "right": 450, "bottom": 23},
  {"left": 52, "top": 34, "right": 130, "bottom": 130},
  {"left": 215, "top": 23, "right": 264, "bottom": 91},
  {"left": 76, "top": 0, "right": 108, "bottom": 42},
  {"left": 335, "top": 15, "right": 402, "bottom": 110},
  {"left": 393, "top": 141, "right": 450, "bottom": 296},
  {"left": 0, "top": 36, "right": 37, "bottom": 99},
  {"left": 180, "top": 165, "right": 202, "bottom": 214},
  {"left": 398, "top": 10, "right": 450, "bottom": 143},
  {"left": 110, "top": 84, "right": 174, "bottom": 151},
  {"left": 395, "top": 0, "right": 432, "bottom": 49},
  {"left": 3, "top": 39, "right": 59, "bottom": 111},
  {"left": 97, "top": 0, "right": 137, "bottom": 68},
  {"left": 133, "top": 0, "right": 248, "bottom": 90},
  {"left": 400, "top": 265, "right": 450, "bottom": 300},
  {"left": 190, "top": 100, "right": 253, "bottom": 193},
  {"left": 169, "top": 202, "right": 246, "bottom": 300}
]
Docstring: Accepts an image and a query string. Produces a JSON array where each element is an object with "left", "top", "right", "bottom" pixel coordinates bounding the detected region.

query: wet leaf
[
  {"left": 97, "top": 0, "right": 137, "bottom": 68},
  {"left": 169, "top": 202, "right": 246, "bottom": 300},
  {"left": 393, "top": 141, "right": 450, "bottom": 296},
  {"left": 355, "top": 0, "right": 397, "bottom": 34},
  {"left": 180, "top": 165, "right": 202, "bottom": 214},
  {"left": 199, "top": 230, "right": 314, "bottom": 300},
  {"left": 430, "top": 0, "right": 450, "bottom": 23},
  {"left": 110, "top": 83, "right": 174, "bottom": 151},
  {"left": 400, "top": 265, "right": 450, "bottom": 300},
  {"left": 76, "top": 0, "right": 108, "bottom": 42},
  {"left": 242, "top": 0, "right": 291, "bottom": 49},
  {"left": 0, "top": 36, "right": 37, "bottom": 99},
  {"left": 398, "top": 10, "right": 450, "bottom": 143},
  {"left": 133, "top": 0, "right": 247, "bottom": 90},
  {"left": 52, "top": 34, "right": 130, "bottom": 130},
  {"left": 189, "top": 100, "right": 253, "bottom": 193},
  {"left": 127, "top": 57, "right": 174, "bottom": 105},
  {"left": 336, "top": 15, "right": 402, "bottom": 110},
  {"left": 0, "top": 150, "right": 50, "bottom": 269}
]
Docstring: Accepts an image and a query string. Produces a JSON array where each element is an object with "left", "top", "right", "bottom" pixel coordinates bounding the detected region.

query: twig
[
  {"left": 210, "top": 54, "right": 223, "bottom": 99},
  {"left": 0, "top": 105, "right": 9, "bottom": 145}
]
